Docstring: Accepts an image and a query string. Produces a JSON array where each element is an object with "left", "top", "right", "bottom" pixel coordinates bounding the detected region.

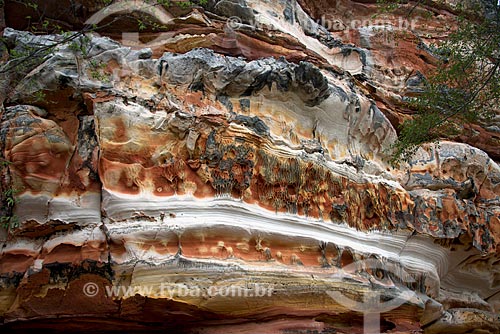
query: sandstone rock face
[{"left": 0, "top": 1, "right": 499, "bottom": 333}]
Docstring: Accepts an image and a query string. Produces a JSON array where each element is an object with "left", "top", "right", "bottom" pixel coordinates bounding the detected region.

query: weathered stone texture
[{"left": 0, "top": 1, "right": 499, "bottom": 333}]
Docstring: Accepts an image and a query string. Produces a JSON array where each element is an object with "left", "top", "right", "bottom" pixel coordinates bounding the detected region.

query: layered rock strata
[{"left": 0, "top": 1, "right": 499, "bottom": 333}]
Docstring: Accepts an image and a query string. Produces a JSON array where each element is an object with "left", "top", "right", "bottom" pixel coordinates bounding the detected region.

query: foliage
[
  {"left": 385, "top": 1, "right": 500, "bottom": 164},
  {"left": 0, "top": 159, "right": 19, "bottom": 233},
  {"left": 89, "top": 59, "right": 111, "bottom": 82}
]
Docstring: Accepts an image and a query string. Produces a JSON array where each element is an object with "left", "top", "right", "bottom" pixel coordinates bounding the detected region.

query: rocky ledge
[{"left": 0, "top": 1, "right": 499, "bottom": 333}]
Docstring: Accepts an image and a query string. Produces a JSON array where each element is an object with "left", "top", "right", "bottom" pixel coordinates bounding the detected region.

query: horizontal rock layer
[{"left": 0, "top": 1, "right": 499, "bottom": 333}]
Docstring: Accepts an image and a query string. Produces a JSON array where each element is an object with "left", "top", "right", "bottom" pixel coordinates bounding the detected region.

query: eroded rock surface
[{"left": 0, "top": 1, "right": 499, "bottom": 333}]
